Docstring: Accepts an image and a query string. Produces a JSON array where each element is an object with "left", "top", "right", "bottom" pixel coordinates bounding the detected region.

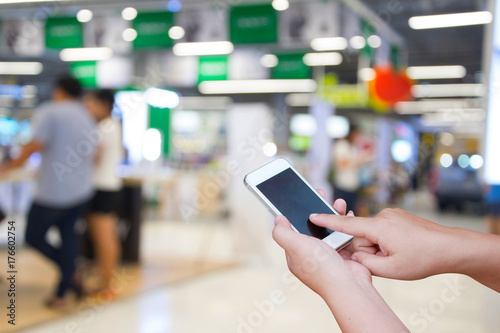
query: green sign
[
  {"left": 70, "top": 61, "right": 97, "bottom": 88},
  {"left": 198, "top": 56, "right": 228, "bottom": 82},
  {"left": 360, "top": 18, "right": 376, "bottom": 60},
  {"left": 45, "top": 17, "right": 83, "bottom": 49},
  {"left": 230, "top": 4, "right": 277, "bottom": 44},
  {"left": 390, "top": 44, "right": 400, "bottom": 69},
  {"left": 317, "top": 74, "right": 368, "bottom": 108},
  {"left": 149, "top": 106, "right": 170, "bottom": 156},
  {"left": 271, "top": 54, "right": 310, "bottom": 79},
  {"left": 133, "top": 12, "right": 173, "bottom": 49}
]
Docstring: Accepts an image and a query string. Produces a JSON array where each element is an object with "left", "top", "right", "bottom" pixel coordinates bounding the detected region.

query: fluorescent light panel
[
  {"left": 412, "top": 83, "right": 485, "bottom": 98},
  {"left": 60, "top": 47, "right": 113, "bottom": 62},
  {"left": 0, "top": 62, "right": 43, "bottom": 75},
  {"left": 395, "top": 99, "right": 481, "bottom": 114},
  {"left": 173, "top": 41, "right": 234, "bottom": 56},
  {"left": 409, "top": 11, "right": 492, "bottom": 30},
  {"left": 303, "top": 52, "right": 342, "bottom": 66},
  {"left": 0, "top": 0, "right": 65, "bottom": 3},
  {"left": 310, "top": 37, "right": 348, "bottom": 51},
  {"left": 199, "top": 79, "right": 317, "bottom": 94},
  {"left": 421, "top": 110, "right": 486, "bottom": 125},
  {"left": 406, "top": 65, "right": 466, "bottom": 79},
  {"left": 285, "top": 93, "right": 314, "bottom": 107},
  {"left": 179, "top": 96, "right": 232, "bottom": 110}
]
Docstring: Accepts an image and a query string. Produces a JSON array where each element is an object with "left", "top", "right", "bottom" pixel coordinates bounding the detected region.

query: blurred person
[
  {"left": 85, "top": 89, "right": 123, "bottom": 297},
  {"left": 485, "top": 184, "right": 500, "bottom": 235},
  {"left": 331, "top": 124, "right": 371, "bottom": 212},
  {"left": 0, "top": 77, "right": 96, "bottom": 308},
  {"left": 272, "top": 191, "right": 500, "bottom": 332}
]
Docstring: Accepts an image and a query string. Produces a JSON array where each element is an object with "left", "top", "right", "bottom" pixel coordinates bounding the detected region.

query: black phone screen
[{"left": 257, "top": 167, "right": 335, "bottom": 238}]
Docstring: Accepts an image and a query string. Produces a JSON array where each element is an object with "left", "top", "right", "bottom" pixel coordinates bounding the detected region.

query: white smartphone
[{"left": 244, "top": 158, "right": 353, "bottom": 251}]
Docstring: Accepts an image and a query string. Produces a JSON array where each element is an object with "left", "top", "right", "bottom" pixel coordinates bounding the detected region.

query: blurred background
[{"left": 0, "top": 0, "right": 499, "bottom": 332}]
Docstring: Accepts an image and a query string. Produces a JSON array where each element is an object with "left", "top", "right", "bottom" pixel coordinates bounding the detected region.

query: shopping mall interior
[{"left": 0, "top": 0, "right": 500, "bottom": 332}]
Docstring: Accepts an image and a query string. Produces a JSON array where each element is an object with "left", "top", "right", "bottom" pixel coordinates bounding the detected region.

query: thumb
[
  {"left": 351, "top": 251, "right": 393, "bottom": 277},
  {"left": 272, "top": 215, "right": 301, "bottom": 251}
]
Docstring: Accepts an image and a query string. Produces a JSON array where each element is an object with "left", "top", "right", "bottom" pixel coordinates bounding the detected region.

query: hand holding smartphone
[{"left": 244, "top": 158, "right": 353, "bottom": 250}]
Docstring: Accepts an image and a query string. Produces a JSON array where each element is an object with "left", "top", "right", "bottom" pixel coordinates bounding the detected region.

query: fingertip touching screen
[{"left": 257, "top": 168, "right": 335, "bottom": 238}]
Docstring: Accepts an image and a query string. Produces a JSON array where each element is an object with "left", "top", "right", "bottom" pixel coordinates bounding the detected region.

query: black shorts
[{"left": 88, "top": 190, "right": 121, "bottom": 214}]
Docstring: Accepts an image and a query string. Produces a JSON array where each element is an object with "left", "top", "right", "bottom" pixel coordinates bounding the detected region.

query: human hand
[
  {"left": 310, "top": 208, "right": 462, "bottom": 280},
  {"left": 272, "top": 191, "right": 372, "bottom": 298},
  {"left": 272, "top": 192, "right": 410, "bottom": 332}
]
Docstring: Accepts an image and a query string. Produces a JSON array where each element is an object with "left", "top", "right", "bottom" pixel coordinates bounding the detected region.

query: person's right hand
[{"left": 309, "top": 208, "right": 464, "bottom": 280}]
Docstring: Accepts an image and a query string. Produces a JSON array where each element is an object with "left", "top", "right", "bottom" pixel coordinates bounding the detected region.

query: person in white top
[
  {"left": 333, "top": 124, "right": 371, "bottom": 213},
  {"left": 85, "top": 89, "right": 123, "bottom": 298}
]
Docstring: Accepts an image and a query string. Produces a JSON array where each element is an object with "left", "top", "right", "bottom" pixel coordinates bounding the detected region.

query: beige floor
[{"left": 6, "top": 194, "right": 500, "bottom": 333}]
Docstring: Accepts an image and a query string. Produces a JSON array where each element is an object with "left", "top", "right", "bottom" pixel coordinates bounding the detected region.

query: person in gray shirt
[{"left": 0, "top": 77, "right": 96, "bottom": 308}]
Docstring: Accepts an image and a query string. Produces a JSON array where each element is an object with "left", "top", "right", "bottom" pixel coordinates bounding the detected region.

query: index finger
[{"left": 309, "top": 214, "right": 379, "bottom": 243}]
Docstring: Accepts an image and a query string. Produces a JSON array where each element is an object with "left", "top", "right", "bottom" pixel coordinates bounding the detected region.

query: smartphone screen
[{"left": 257, "top": 167, "right": 335, "bottom": 239}]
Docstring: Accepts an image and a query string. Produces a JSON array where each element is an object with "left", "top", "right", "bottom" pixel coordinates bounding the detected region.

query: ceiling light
[
  {"left": 412, "top": 83, "right": 485, "bottom": 98},
  {"left": 122, "top": 7, "right": 138, "bottom": 21},
  {"left": 409, "top": 11, "right": 492, "bottom": 30},
  {"left": 0, "top": 62, "right": 43, "bottom": 75},
  {"left": 349, "top": 36, "right": 366, "bottom": 49},
  {"left": 303, "top": 52, "right": 342, "bottom": 66},
  {"left": 179, "top": 96, "right": 232, "bottom": 110},
  {"left": 169, "top": 26, "right": 185, "bottom": 40},
  {"left": 458, "top": 154, "right": 470, "bottom": 168},
  {"left": 326, "top": 116, "right": 350, "bottom": 139},
  {"left": 421, "top": 110, "right": 486, "bottom": 125},
  {"left": 358, "top": 68, "right": 376, "bottom": 81},
  {"left": 285, "top": 93, "right": 313, "bottom": 107},
  {"left": 470, "top": 154, "right": 484, "bottom": 169},
  {"left": 0, "top": 0, "right": 63, "bottom": 3},
  {"left": 272, "top": 0, "right": 289, "bottom": 11},
  {"left": 262, "top": 142, "right": 278, "bottom": 157},
  {"left": 367, "top": 35, "right": 382, "bottom": 48},
  {"left": 76, "top": 9, "right": 93, "bottom": 23},
  {"left": 440, "top": 154, "right": 453, "bottom": 168},
  {"left": 173, "top": 41, "right": 234, "bottom": 56},
  {"left": 406, "top": 65, "right": 466, "bottom": 79},
  {"left": 59, "top": 47, "right": 113, "bottom": 62},
  {"left": 260, "top": 54, "right": 278, "bottom": 68},
  {"left": 144, "top": 88, "right": 180, "bottom": 109},
  {"left": 310, "top": 37, "right": 348, "bottom": 51},
  {"left": 439, "top": 132, "right": 455, "bottom": 146},
  {"left": 395, "top": 99, "right": 481, "bottom": 114},
  {"left": 199, "top": 79, "right": 317, "bottom": 94},
  {"left": 290, "top": 114, "right": 317, "bottom": 136},
  {"left": 122, "top": 28, "right": 137, "bottom": 42}
]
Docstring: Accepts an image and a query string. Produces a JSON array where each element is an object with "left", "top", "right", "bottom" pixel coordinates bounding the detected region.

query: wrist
[
  {"left": 321, "top": 270, "right": 373, "bottom": 303},
  {"left": 433, "top": 226, "right": 470, "bottom": 275}
]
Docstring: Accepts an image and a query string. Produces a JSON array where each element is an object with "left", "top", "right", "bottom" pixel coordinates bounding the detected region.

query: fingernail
[
  {"left": 310, "top": 213, "right": 319, "bottom": 219},
  {"left": 347, "top": 210, "right": 354, "bottom": 216},
  {"left": 351, "top": 255, "right": 358, "bottom": 262},
  {"left": 274, "top": 216, "right": 283, "bottom": 225}
]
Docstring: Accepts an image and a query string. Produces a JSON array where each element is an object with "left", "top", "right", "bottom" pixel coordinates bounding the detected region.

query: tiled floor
[{"left": 15, "top": 193, "right": 500, "bottom": 333}]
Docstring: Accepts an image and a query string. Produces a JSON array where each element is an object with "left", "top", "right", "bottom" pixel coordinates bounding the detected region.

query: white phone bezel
[{"left": 244, "top": 158, "right": 353, "bottom": 251}]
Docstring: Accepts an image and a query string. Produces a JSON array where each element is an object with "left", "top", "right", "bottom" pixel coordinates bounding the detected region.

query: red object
[{"left": 372, "top": 66, "right": 413, "bottom": 105}]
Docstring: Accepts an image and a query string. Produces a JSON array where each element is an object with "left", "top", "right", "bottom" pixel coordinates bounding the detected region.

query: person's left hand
[{"left": 272, "top": 190, "right": 372, "bottom": 299}]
